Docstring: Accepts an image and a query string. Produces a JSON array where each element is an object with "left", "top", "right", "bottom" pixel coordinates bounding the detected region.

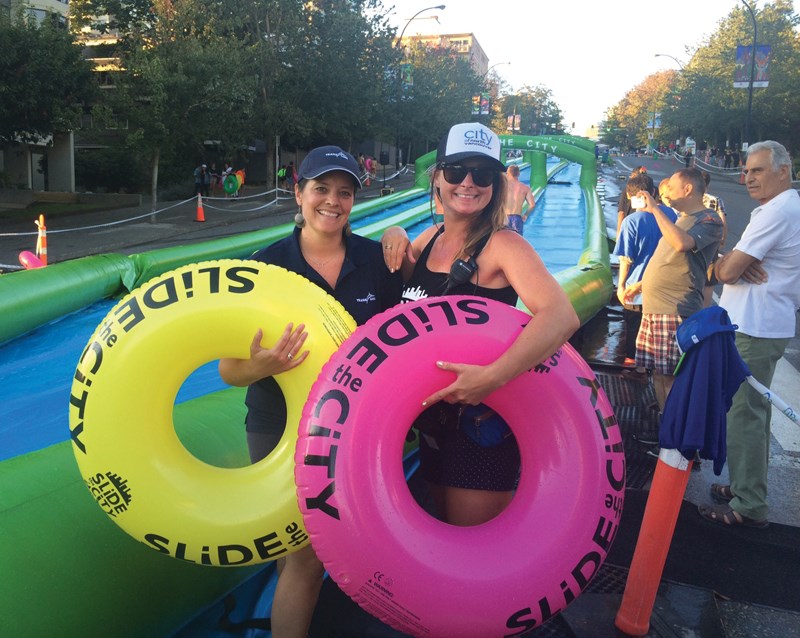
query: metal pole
[
  {"left": 740, "top": 0, "right": 757, "bottom": 149},
  {"left": 395, "top": 5, "right": 445, "bottom": 172},
  {"left": 274, "top": 135, "right": 280, "bottom": 202}
]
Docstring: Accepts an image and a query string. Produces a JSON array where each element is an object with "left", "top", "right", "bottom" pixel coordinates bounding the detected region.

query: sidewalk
[{"left": 0, "top": 169, "right": 417, "bottom": 270}]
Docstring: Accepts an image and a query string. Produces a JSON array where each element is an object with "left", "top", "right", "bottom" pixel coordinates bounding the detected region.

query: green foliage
[
  {"left": 5, "top": 0, "right": 575, "bottom": 194},
  {"left": 75, "top": 145, "right": 143, "bottom": 193},
  {"left": 397, "top": 43, "right": 487, "bottom": 160},
  {"left": 497, "top": 86, "right": 564, "bottom": 137},
  {"left": 0, "top": 13, "right": 98, "bottom": 144},
  {"left": 280, "top": 0, "right": 397, "bottom": 148}
]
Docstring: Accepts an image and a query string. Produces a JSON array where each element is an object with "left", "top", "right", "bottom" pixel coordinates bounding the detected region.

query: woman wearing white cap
[
  {"left": 383, "top": 122, "right": 579, "bottom": 526},
  {"left": 219, "top": 145, "right": 402, "bottom": 637}
]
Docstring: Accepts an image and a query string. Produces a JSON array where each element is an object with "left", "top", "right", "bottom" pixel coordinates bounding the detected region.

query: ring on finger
[{"left": 287, "top": 353, "right": 294, "bottom": 361}]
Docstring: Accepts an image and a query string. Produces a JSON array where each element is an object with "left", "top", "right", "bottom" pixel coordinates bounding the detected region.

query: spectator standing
[
  {"left": 286, "top": 161, "right": 296, "bottom": 189},
  {"left": 723, "top": 147, "right": 733, "bottom": 169},
  {"left": 616, "top": 165, "right": 648, "bottom": 238},
  {"left": 193, "top": 164, "right": 208, "bottom": 196},
  {"left": 701, "top": 171, "right": 729, "bottom": 306},
  {"left": 635, "top": 169, "right": 724, "bottom": 411},
  {"left": 699, "top": 141, "right": 800, "bottom": 528},
  {"left": 614, "top": 173, "right": 677, "bottom": 366},
  {"left": 209, "top": 163, "right": 221, "bottom": 195}
]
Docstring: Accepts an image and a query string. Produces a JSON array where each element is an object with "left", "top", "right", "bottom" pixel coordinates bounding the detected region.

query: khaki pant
[{"left": 727, "top": 332, "right": 790, "bottom": 520}]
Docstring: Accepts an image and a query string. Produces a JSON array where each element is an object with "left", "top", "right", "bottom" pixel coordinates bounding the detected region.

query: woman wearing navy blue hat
[
  {"left": 382, "top": 123, "right": 580, "bottom": 527},
  {"left": 219, "top": 145, "right": 402, "bottom": 637}
]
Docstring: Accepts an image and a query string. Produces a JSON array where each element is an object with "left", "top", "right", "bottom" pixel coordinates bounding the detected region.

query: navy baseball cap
[
  {"left": 297, "top": 146, "right": 361, "bottom": 189},
  {"left": 674, "top": 305, "right": 738, "bottom": 374},
  {"left": 436, "top": 123, "right": 506, "bottom": 172}
]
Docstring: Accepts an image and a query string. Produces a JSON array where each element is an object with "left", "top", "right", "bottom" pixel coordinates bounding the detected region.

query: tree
[
  {"left": 395, "top": 42, "right": 486, "bottom": 161},
  {"left": 676, "top": 0, "right": 800, "bottom": 151},
  {"left": 72, "top": 0, "right": 258, "bottom": 204},
  {"left": 282, "top": 0, "right": 397, "bottom": 149},
  {"left": 603, "top": 1, "right": 800, "bottom": 155},
  {"left": 0, "top": 13, "right": 97, "bottom": 145},
  {"left": 599, "top": 71, "right": 676, "bottom": 150},
  {"left": 497, "top": 85, "right": 565, "bottom": 137}
]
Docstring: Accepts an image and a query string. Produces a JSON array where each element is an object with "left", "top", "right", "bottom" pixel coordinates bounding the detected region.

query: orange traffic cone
[
  {"left": 35, "top": 214, "right": 48, "bottom": 266},
  {"left": 739, "top": 166, "right": 746, "bottom": 185},
  {"left": 615, "top": 448, "right": 693, "bottom": 636},
  {"left": 195, "top": 194, "right": 206, "bottom": 222}
]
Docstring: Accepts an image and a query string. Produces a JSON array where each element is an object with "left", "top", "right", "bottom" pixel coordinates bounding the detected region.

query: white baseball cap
[{"left": 436, "top": 123, "right": 505, "bottom": 171}]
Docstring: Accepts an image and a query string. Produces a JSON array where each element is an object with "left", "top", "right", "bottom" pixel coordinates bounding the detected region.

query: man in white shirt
[{"left": 700, "top": 140, "right": 800, "bottom": 528}]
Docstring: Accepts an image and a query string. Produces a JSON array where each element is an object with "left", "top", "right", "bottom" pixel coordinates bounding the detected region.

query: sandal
[
  {"left": 710, "top": 483, "right": 735, "bottom": 503},
  {"left": 698, "top": 503, "right": 768, "bottom": 529}
]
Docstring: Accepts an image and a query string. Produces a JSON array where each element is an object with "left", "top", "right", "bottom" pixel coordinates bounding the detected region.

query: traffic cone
[
  {"left": 615, "top": 448, "right": 693, "bottom": 636},
  {"left": 739, "top": 166, "right": 746, "bottom": 185},
  {"left": 195, "top": 194, "right": 206, "bottom": 222},
  {"left": 35, "top": 214, "right": 48, "bottom": 266}
]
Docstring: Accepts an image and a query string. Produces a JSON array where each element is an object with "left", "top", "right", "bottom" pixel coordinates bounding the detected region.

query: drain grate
[
  {"left": 585, "top": 563, "right": 629, "bottom": 595},
  {"left": 528, "top": 614, "right": 575, "bottom": 637},
  {"left": 525, "top": 564, "right": 630, "bottom": 636}
]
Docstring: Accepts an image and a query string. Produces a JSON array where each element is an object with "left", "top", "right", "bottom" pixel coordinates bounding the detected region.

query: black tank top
[{"left": 402, "top": 227, "right": 518, "bottom": 306}]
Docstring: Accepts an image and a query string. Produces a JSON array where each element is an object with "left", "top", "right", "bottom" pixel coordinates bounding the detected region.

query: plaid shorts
[{"left": 635, "top": 313, "right": 683, "bottom": 375}]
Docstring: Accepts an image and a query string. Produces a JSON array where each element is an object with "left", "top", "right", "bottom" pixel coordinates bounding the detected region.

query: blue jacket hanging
[{"left": 660, "top": 306, "right": 750, "bottom": 475}]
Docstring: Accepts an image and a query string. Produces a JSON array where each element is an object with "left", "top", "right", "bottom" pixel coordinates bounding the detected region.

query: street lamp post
[
  {"left": 395, "top": 5, "right": 445, "bottom": 171},
  {"left": 740, "top": 0, "right": 757, "bottom": 149},
  {"left": 654, "top": 53, "right": 685, "bottom": 147},
  {"left": 484, "top": 61, "right": 510, "bottom": 77},
  {"left": 654, "top": 53, "right": 685, "bottom": 70}
]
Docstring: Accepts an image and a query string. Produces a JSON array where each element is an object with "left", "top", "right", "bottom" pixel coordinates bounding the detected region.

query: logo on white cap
[{"left": 445, "top": 123, "right": 499, "bottom": 160}]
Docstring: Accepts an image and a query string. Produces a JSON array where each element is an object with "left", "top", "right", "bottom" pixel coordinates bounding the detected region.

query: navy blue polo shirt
[{"left": 244, "top": 226, "right": 403, "bottom": 434}]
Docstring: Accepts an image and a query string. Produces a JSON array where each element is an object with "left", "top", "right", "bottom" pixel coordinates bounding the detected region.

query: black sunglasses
[{"left": 440, "top": 164, "right": 499, "bottom": 188}]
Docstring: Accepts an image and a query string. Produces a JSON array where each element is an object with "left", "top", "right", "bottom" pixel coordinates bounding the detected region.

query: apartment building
[{"left": 396, "top": 32, "right": 490, "bottom": 77}]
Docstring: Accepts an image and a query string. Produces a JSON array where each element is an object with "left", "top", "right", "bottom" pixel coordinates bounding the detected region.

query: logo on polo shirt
[{"left": 357, "top": 292, "right": 376, "bottom": 304}]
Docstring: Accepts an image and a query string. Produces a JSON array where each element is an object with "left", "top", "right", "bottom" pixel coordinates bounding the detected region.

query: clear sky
[{"left": 384, "top": 0, "right": 799, "bottom": 137}]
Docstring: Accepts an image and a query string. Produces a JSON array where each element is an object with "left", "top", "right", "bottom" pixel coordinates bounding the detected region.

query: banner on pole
[
  {"left": 646, "top": 112, "right": 662, "bottom": 129},
  {"left": 472, "top": 92, "right": 490, "bottom": 116},
  {"left": 734, "top": 45, "right": 771, "bottom": 88}
]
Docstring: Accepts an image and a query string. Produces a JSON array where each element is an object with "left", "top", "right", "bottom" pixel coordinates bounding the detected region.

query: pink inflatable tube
[
  {"left": 295, "top": 297, "right": 625, "bottom": 637},
  {"left": 19, "top": 250, "right": 44, "bottom": 269}
]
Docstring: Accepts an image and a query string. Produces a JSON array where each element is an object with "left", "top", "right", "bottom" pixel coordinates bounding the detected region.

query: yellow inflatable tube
[{"left": 68, "top": 260, "right": 356, "bottom": 567}]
